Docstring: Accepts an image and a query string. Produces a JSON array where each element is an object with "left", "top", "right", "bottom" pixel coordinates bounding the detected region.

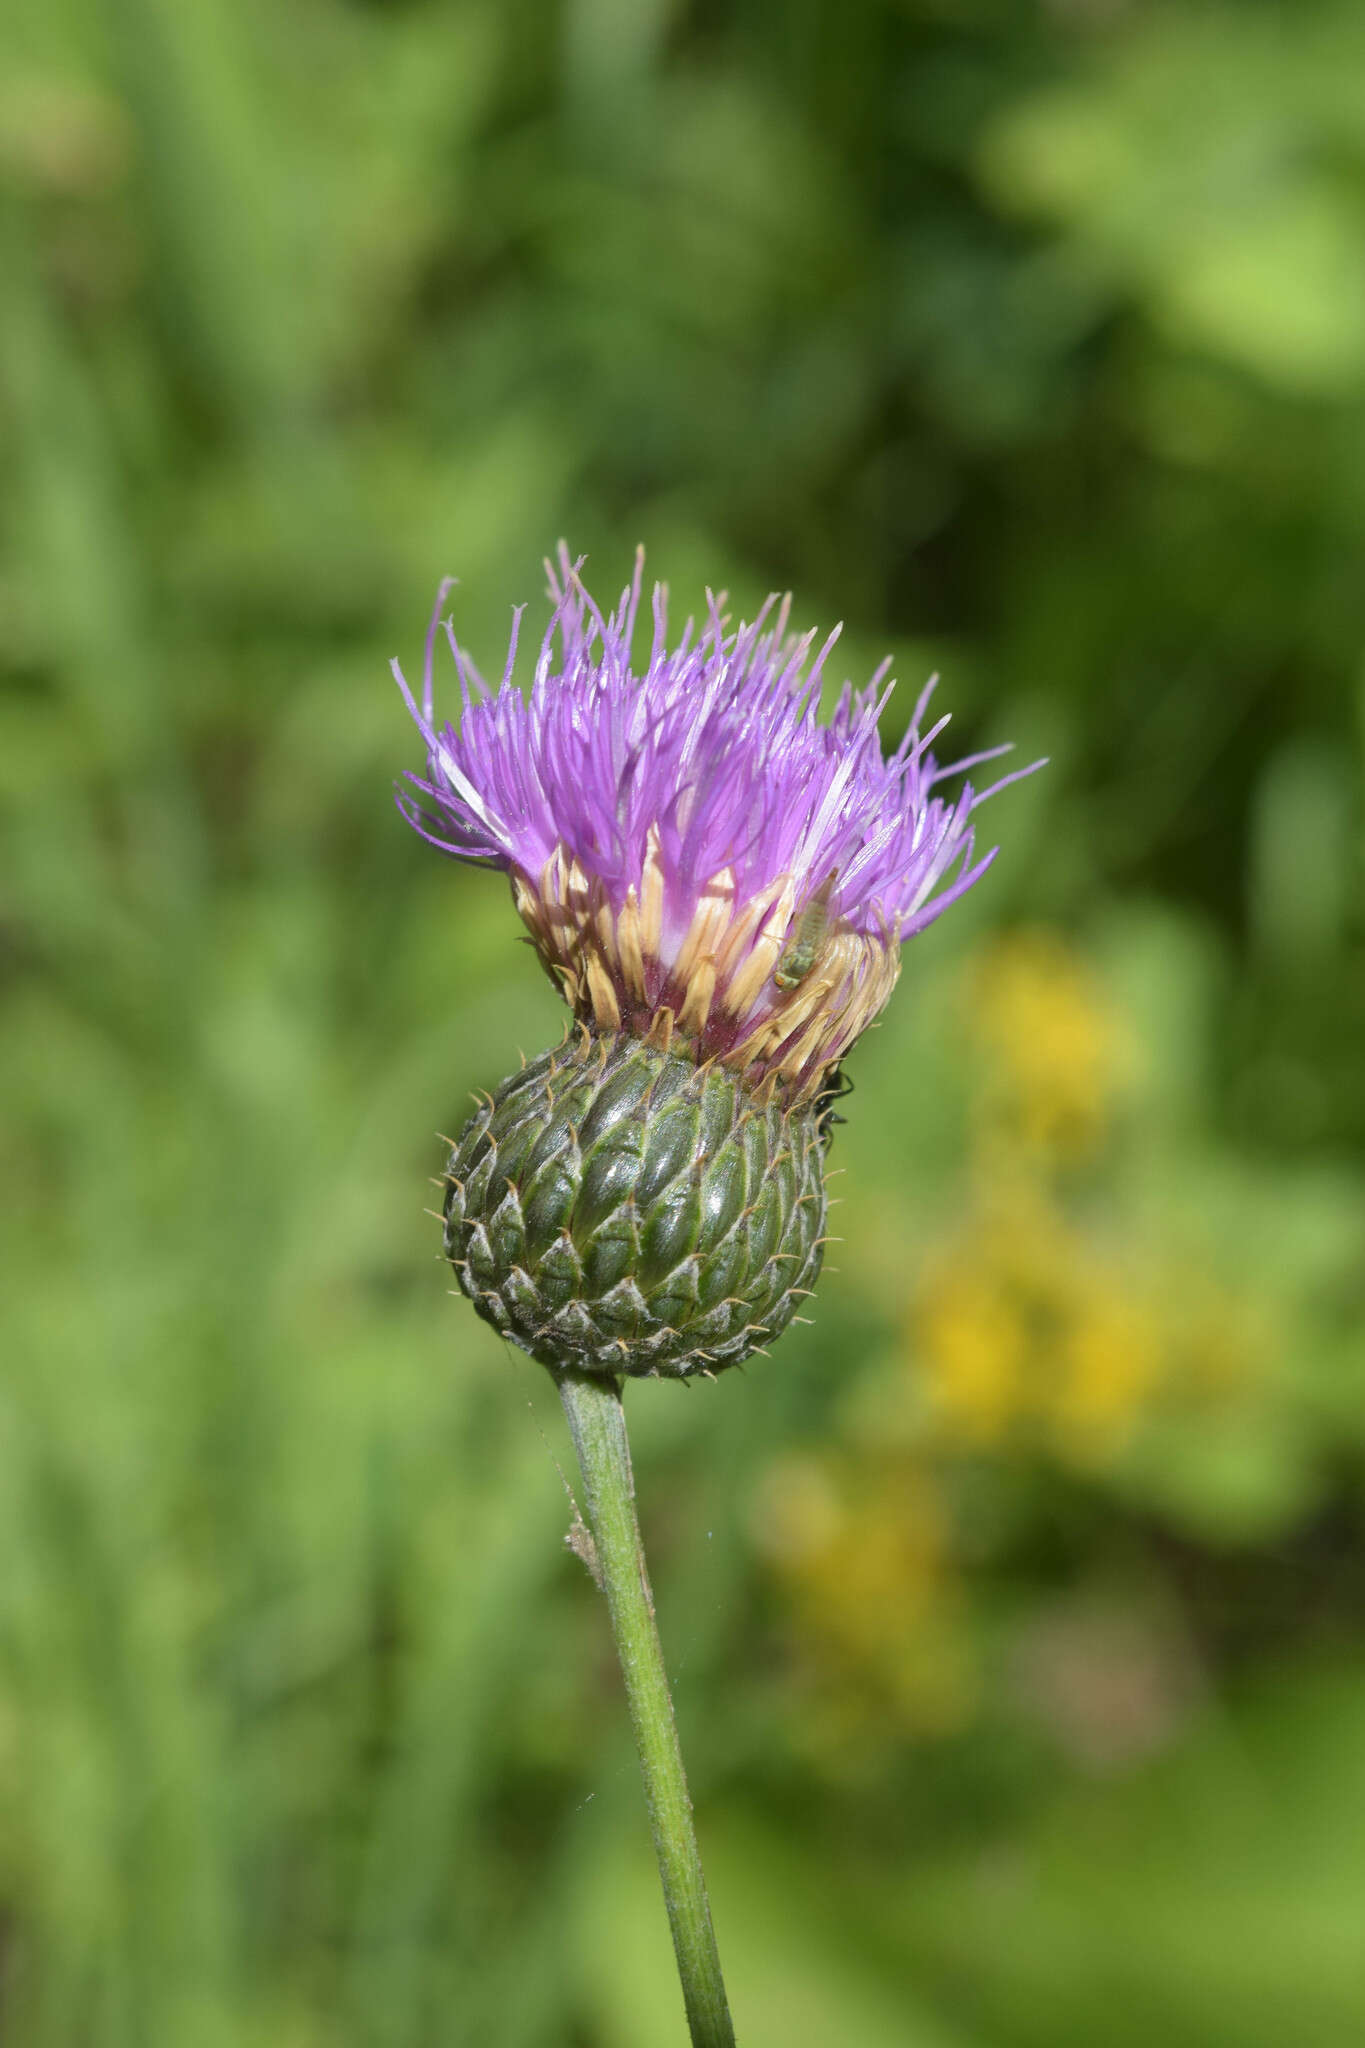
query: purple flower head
[{"left": 396, "top": 547, "right": 1041, "bottom": 1097}]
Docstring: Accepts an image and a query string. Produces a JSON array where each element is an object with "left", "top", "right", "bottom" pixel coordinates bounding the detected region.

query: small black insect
[{"left": 815, "top": 1063, "right": 854, "bottom": 1141}]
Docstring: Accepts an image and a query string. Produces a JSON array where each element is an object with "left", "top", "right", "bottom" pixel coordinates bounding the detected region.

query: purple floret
[{"left": 395, "top": 547, "right": 1037, "bottom": 954}]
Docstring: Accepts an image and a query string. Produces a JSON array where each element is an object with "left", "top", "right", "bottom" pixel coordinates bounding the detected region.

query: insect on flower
[{"left": 773, "top": 871, "right": 839, "bottom": 992}]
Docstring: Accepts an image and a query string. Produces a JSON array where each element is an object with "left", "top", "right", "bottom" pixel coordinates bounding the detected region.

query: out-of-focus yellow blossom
[
  {"left": 1053, "top": 1287, "right": 1163, "bottom": 1461},
  {"left": 967, "top": 928, "right": 1128, "bottom": 1162},
  {"left": 916, "top": 1188, "right": 1163, "bottom": 1459},
  {"left": 752, "top": 1453, "right": 972, "bottom": 1743},
  {"left": 914, "top": 1284, "right": 1024, "bottom": 1444}
]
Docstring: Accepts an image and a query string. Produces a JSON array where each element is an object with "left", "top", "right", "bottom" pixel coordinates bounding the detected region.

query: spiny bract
[{"left": 443, "top": 1031, "right": 830, "bottom": 1379}]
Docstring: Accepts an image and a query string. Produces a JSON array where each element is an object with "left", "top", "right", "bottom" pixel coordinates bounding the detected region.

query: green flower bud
[{"left": 443, "top": 1030, "right": 832, "bottom": 1379}]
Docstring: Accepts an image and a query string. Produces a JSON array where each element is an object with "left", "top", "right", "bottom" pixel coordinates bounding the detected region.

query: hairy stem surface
[{"left": 555, "top": 1369, "right": 736, "bottom": 2048}]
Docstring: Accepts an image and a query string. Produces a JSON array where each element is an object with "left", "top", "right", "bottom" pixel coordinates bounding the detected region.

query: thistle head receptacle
[{"left": 442, "top": 1030, "right": 833, "bottom": 1380}]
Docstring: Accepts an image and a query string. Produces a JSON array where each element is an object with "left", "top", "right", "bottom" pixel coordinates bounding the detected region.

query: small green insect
[{"left": 774, "top": 873, "right": 838, "bottom": 991}]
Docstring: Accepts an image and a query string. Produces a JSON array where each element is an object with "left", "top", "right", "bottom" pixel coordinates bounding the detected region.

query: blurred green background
[{"left": 3, "top": 0, "right": 1365, "bottom": 2041}]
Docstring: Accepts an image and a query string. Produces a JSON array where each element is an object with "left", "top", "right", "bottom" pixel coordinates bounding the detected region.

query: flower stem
[{"left": 555, "top": 1368, "right": 736, "bottom": 2048}]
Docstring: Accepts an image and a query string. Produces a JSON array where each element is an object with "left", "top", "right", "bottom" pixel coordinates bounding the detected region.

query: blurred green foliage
[{"left": 2, "top": 0, "right": 1364, "bottom": 2041}]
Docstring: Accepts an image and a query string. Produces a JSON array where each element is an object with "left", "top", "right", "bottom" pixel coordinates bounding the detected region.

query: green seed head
[{"left": 443, "top": 1031, "right": 832, "bottom": 1379}]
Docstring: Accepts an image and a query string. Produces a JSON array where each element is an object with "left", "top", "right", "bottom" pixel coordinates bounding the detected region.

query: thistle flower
[
  {"left": 396, "top": 547, "right": 1036, "bottom": 1383},
  {"left": 398, "top": 547, "right": 1033, "bottom": 1102},
  {"left": 394, "top": 547, "right": 1040, "bottom": 2045}
]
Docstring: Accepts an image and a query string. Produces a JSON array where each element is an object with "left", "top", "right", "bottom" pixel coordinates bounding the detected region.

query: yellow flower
[
  {"left": 967, "top": 929, "right": 1126, "bottom": 1162},
  {"left": 915, "top": 1187, "right": 1161, "bottom": 1457},
  {"left": 1051, "top": 1285, "right": 1162, "bottom": 1461}
]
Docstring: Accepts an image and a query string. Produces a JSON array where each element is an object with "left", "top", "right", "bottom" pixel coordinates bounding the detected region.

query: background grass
[{"left": 2, "top": 0, "right": 1364, "bottom": 2042}]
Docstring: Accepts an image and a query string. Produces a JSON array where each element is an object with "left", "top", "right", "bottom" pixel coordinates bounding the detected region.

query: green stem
[{"left": 555, "top": 1368, "right": 736, "bottom": 2048}]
